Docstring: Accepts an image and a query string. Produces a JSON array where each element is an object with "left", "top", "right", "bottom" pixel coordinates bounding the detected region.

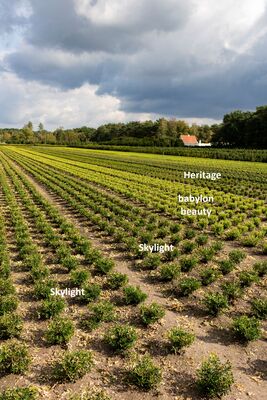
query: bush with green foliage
[
  {"left": 80, "top": 283, "right": 101, "bottom": 303},
  {"left": 129, "top": 355, "right": 162, "bottom": 390},
  {"left": 196, "top": 234, "right": 208, "bottom": 246},
  {"left": 69, "top": 389, "right": 111, "bottom": 400},
  {"left": 218, "top": 260, "right": 235, "bottom": 275},
  {"left": 0, "top": 387, "right": 38, "bottom": 400},
  {"left": 199, "top": 247, "right": 215, "bottom": 263},
  {"left": 239, "top": 271, "right": 259, "bottom": 287},
  {"left": 167, "top": 327, "right": 195, "bottom": 353},
  {"left": 159, "top": 263, "right": 180, "bottom": 281},
  {"left": 253, "top": 261, "right": 267, "bottom": 277},
  {"left": 181, "top": 240, "right": 196, "bottom": 254},
  {"left": 33, "top": 279, "right": 55, "bottom": 300},
  {"left": 0, "top": 278, "right": 15, "bottom": 296},
  {"left": 203, "top": 293, "right": 228, "bottom": 316},
  {"left": 225, "top": 228, "right": 241, "bottom": 240},
  {"left": 200, "top": 268, "right": 220, "bottom": 286},
  {"left": 70, "top": 269, "right": 90, "bottom": 286},
  {"left": 0, "top": 340, "right": 31, "bottom": 375},
  {"left": 221, "top": 282, "right": 243, "bottom": 303},
  {"left": 228, "top": 250, "right": 246, "bottom": 264},
  {"left": 178, "top": 278, "right": 201, "bottom": 296},
  {"left": 106, "top": 272, "right": 128, "bottom": 290},
  {"left": 0, "top": 295, "right": 18, "bottom": 315},
  {"left": 123, "top": 286, "right": 147, "bottom": 305},
  {"left": 104, "top": 324, "right": 137, "bottom": 352},
  {"left": 196, "top": 353, "right": 234, "bottom": 398},
  {"left": 232, "top": 316, "right": 261, "bottom": 342},
  {"left": 141, "top": 254, "right": 161, "bottom": 270},
  {"left": 94, "top": 258, "right": 114, "bottom": 275},
  {"left": 251, "top": 298, "right": 267, "bottom": 320},
  {"left": 0, "top": 313, "right": 23, "bottom": 339},
  {"left": 45, "top": 317, "right": 74, "bottom": 345},
  {"left": 54, "top": 350, "right": 93, "bottom": 382},
  {"left": 38, "top": 296, "right": 66, "bottom": 319},
  {"left": 179, "top": 256, "right": 198, "bottom": 272},
  {"left": 85, "top": 301, "right": 116, "bottom": 331},
  {"left": 139, "top": 303, "right": 165, "bottom": 326}
]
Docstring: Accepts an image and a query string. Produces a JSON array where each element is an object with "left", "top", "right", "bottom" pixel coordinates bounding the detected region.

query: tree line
[{"left": 0, "top": 106, "right": 266, "bottom": 148}]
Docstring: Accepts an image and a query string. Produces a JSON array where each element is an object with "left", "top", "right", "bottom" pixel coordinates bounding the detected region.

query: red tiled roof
[{"left": 180, "top": 135, "right": 198, "bottom": 145}]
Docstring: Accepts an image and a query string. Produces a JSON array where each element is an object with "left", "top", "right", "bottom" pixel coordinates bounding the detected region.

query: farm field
[{"left": 0, "top": 145, "right": 266, "bottom": 400}]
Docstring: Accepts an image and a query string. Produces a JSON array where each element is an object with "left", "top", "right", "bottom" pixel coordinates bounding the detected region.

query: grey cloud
[
  {"left": 0, "top": 0, "right": 28, "bottom": 34},
  {"left": 26, "top": 0, "right": 192, "bottom": 53},
  {"left": 3, "top": 0, "right": 267, "bottom": 122}
]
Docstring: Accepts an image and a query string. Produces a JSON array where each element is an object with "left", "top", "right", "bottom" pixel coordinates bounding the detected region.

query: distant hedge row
[{"left": 71, "top": 145, "right": 267, "bottom": 162}]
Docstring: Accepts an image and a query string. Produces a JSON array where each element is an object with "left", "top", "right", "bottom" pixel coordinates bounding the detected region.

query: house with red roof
[{"left": 180, "top": 135, "right": 211, "bottom": 147}]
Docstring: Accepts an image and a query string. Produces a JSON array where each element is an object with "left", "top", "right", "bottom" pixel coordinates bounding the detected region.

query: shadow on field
[{"left": 240, "top": 358, "right": 267, "bottom": 380}]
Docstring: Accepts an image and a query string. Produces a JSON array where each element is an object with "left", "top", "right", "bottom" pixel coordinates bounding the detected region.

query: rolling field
[{"left": 0, "top": 145, "right": 266, "bottom": 400}]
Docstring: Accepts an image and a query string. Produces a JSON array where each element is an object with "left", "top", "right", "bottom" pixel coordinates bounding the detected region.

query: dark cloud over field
[{"left": 1, "top": 0, "right": 267, "bottom": 128}]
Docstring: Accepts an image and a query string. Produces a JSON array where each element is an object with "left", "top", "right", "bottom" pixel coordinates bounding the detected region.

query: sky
[{"left": 0, "top": 0, "right": 267, "bottom": 130}]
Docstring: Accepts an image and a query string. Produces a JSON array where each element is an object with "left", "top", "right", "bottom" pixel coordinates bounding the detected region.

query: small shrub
[
  {"left": 164, "top": 248, "right": 179, "bottom": 261},
  {"left": 170, "top": 223, "right": 181, "bottom": 233},
  {"left": 196, "top": 353, "right": 234, "bottom": 398},
  {"left": 239, "top": 271, "right": 259, "bottom": 287},
  {"left": 251, "top": 298, "right": 267, "bottom": 320},
  {"left": 242, "top": 235, "right": 259, "bottom": 247},
  {"left": 85, "top": 301, "right": 116, "bottom": 330},
  {"left": 0, "top": 278, "right": 15, "bottom": 296},
  {"left": 218, "top": 260, "right": 235, "bottom": 275},
  {"left": 225, "top": 228, "right": 241, "bottom": 240},
  {"left": 129, "top": 355, "right": 162, "bottom": 390},
  {"left": 199, "top": 248, "right": 215, "bottom": 263},
  {"left": 203, "top": 293, "right": 228, "bottom": 316},
  {"left": 0, "top": 295, "right": 18, "bottom": 315},
  {"left": 104, "top": 324, "right": 137, "bottom": 352},
  {"left": 180, "top": 256, "right": 198, "bottom": 272},
  {"left": 0, "top": 313, "right": 23, "bottom": 339},
  {"left": 54, "top": 350, "right": 93, "bottom": 382},
  {"left": 0, "top": 340, "right": 31, "bottom": 375},
  {"left": 140, "top": 303, "right": 165, "bottom": 326},
  {"left": 159, "top": 263, "right": 180, "bottom": 281},
  {"left": 141, "top": 254, "right": 161, "bottom": 270},
  {"left": 221, "top": 282, "right": 243, "bottom": 303},
  {"left": 181, "top": 240, "right": 196, "bottom": 254},
  {"left": 70, "top": 269, "right": 90, "bottom": 286},
  {"left": 80, "top": 284, "right": 101, "bottom": 303},
  {"left": 106, "top": 272, "right": 128, "bottom": 290},
  {"left": 94, "top": 258, "right": 114, "bottom": 275},
  {"left": 228, "top": 250, "right": 246, "bottom": 264},
  {"left": 253, "top": 261, "right": 267, "bottom": 277},
  {"left": 168, "top": 327, "right": 195, "bottom": 353},
  {"left": 184, "top": 229, "right": 196, "bottom": 239},
  {"left": 196, "top": 234, "right": 208, "bottom": 246},
  {"left": 178, "top": 278, "right": 201, "bottom": 297},
  {"left": 29, "top": 265, "right": 49, "bottom": 282},
  {"left": 211, "top": 241, "right": 223, "bottom": 253},
  {"left": 38, "top": 296, "right": 66, "bottom": 319},
  {"left": 262, "top": 242, "right": 267, "bottom": 255},
  {"left": 45, "top": 317, "right": 74, "bottom": 345},
  {"left": 232, "top": 316, "right": 261, "bottom": 342},
  {"left": 0, "top": 387, "right": 38, "bottom": 400},
  {"left": 123, "top": 286, "right": 147, "bottom": 305},
  {"left": 33, "top": 279, "right": 55, "bottom": 300},
  {"left": 200, "top": 268, "right": 220, "bottom": 286},
  {"left": 69, "top": 389, "right": 111, "bottom": 400}
]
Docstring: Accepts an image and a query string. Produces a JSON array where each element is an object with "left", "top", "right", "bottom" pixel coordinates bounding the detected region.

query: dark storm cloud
[
  {"left": 3, "top": 0, "right": 267, "bottom": 121},
  {"left": 26, "top": 0, "right": 192, "bottom": 53}
]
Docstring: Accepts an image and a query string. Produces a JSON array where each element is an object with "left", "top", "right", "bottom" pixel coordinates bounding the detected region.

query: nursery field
[{"left": 0, "top": 145, "right": 266, "bottom": 400}]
